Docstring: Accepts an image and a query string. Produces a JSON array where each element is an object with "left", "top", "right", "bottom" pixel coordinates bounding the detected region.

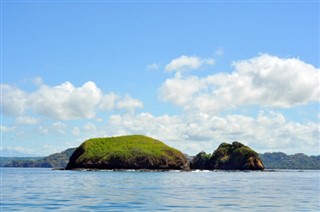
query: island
[
  {"left": 66, "top": 135, "right": 190, "bottom": 170},
  {"left": 4, "top": 135, "right": 318, "bottom": 170},
  {"left": 191, "top": 141, "right": 265, "bottom": 170}
]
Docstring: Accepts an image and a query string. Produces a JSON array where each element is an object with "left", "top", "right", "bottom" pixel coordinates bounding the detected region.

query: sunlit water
[{"left": 1, "top": 168, "right": 319, "bottom": 211}]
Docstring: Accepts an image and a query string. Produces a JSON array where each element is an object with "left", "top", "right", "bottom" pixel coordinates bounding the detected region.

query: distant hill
[
  {"left": 0, "top": 157, "right": 43, "bottom": 167},
  {"left": 259, "top": 152, "right": 320, "bottom": 170},
  {"left": 2, "top": 148, "right": 76, "bottom": 168}
]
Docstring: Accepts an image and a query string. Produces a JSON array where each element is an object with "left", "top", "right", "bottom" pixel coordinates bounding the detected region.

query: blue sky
[{"left": 1, "top": 1, "right": 319, "bottom": 156}]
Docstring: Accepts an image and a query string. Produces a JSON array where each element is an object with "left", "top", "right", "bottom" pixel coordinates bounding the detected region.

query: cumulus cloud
[
  {"left": 159, "top": 75, "right": 206, "bottom": 105},
  {"left": 229, "top": 54, "right": 320, "bottom": 107},
  {"left": 99, "top": 93, "right": 119, "bottom": 111},
  {"left": 28, "top": 81, "right": 102, "bottom": 120},
  {"left": 15, "top": 116, "right": 40, "bottom": 125},
  {"left": 105, "top": 111, "right": 319, "bottom": 155},
  {"left": 1, "top": 81, "right": 143, "bottom": 120},
  {"left": 1, "top": 84, "right": 27, "bottom": 116},
  {"left": 117, "top": 95, "right": 143, "bottom": 113},
  {"left": 108, "top": 113, "right": 183, "bottom": 141},
  {"left": 2, "top": 54, "right": 319, "bottom": 156},
  {"left": 160, "top": 54, "right": 320, "bottom": 112},
  {"left": 165, "top": 55, "right": 215, "bottom": 73}
]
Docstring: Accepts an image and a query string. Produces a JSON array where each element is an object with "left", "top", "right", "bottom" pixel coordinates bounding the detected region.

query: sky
[{"left": 1, "top": 1, "right": 319, "bottom": 157}]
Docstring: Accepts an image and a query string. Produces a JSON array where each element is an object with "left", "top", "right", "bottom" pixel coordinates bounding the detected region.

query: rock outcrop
[
  {"left": 66, "top": 135, "right": 189, "bottom": 170},
  {"left": 190, "top": 151, "right": 211, "bottom": 170},
  {"left": 207, "top": 142, "right": 264, "bottom": 170}
]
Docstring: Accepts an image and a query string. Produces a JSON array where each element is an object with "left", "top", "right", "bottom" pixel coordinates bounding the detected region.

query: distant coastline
[{"left": 2, "top": 149, "right": 319, "bottom": 170}]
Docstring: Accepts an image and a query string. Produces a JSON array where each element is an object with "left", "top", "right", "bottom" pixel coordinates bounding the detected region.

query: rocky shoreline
[{"left": 66, "top": 135, "right": 264, "bottom": 171}]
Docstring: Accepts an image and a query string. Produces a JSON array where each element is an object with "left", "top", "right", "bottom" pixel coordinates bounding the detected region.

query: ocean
[{"left": 1, "top": 168, "right": 319, "bottom": 211}]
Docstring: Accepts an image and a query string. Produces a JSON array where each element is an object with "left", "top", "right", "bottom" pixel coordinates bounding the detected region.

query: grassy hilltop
[{"left": 66, "top": 135, "right": 189, "bottom": 170}]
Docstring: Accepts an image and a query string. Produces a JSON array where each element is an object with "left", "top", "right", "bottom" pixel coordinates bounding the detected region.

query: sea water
[{"left": 1, "top": 168, "right": 319, "bottom": 211}]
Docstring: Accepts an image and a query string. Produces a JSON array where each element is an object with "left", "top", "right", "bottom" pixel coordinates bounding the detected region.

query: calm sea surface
[{"left": 1, "top": 168, "right": 319, "bottom": 211}]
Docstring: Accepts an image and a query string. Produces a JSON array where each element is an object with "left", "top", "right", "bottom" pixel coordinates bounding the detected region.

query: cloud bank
[
  {"left": 2, "top": 54, "right": 319, "bottom": 155},
  {"left": 160, "top": 54, "right": 319, "bottom": 113},
  {"left": 1, "top": 81, "right": 143, "bottom": 120},
  {"left": 105, "top": 111, "right": 319, "bottom": 155}
]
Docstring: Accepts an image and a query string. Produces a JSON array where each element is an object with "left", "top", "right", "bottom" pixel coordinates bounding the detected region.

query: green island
[
  {"left": 66, "top": 135, "right": 189, "bottom": 170},
  {"left": 1, "top": 135, "right": 319, "bottom": 170},
  {"left": 190, "top": 142, "right": 264, "bottom": 170}
]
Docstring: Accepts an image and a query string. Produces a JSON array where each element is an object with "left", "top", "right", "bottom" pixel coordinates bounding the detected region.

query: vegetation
[
  {"left": 0, "top": 157, "right": 42, "bottom": 167},
  {"left": 190, "top": 151, "right": 212, "bottom": 169},
  {"left": 207, "top": 141, "right": 264, "bottom": 170},
  {"left": 2, "top": 139, "right": 319, "bottom": 170},
  {"left": 2, "top": 148, "right": 76, "bottom": 168},
  {"left": 259, "top": 152, "right": 320, "bottom": 170},
  {"left": 66, "top": 135, "right": 189, "bottom": 170}
]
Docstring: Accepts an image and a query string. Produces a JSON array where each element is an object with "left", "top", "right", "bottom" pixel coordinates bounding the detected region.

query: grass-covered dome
[{"left": 66, "top": 135, "right": 189, "bottom": 170}]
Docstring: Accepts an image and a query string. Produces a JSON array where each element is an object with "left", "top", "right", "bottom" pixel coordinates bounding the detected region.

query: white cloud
[
  {"left": 1, "top": 84, "right": 27, "bottom": 116},
  {"left": 40, "top": 144, "right": 63, "bottom": 156},
  {"left": 105, "top": 111, "right": 319, "bottom": 155},
  {"left": 83, "top": 122, "right": 97, "bottom": 131},
  {"left": 159, "top": 75, "right": 205, "bottom": 105},
  {"left": 29, "top": 81, "right": 102, "bottom": 120},
  {"left": 99, "top": 93, "right": 119, "bottom": 111},
  {"left": 15, "top": 116, "right": 40, "bottom": 125},
  {"left": 117, "top": 95, "right": 143, "bottom": 113},
  {"left": 72, "top": 127, "right": 81, "bottom": 136},
  {"left": 147, "top": 63, "right": 161, "bottom": 71},
  {"left": 229, "top": 54, "right": 320, "bottom": 107},
  {"left": 32, "top": 76, "right": 44, "bottom": 86},
  {"left": 0, "top": 146, "right": 34, "bottom": 156},
  {"left": 108, "top": 113, "right": 185, "bottom": 144},
  {"left": 160, "top": 54, "right": 320, "bottom": 112},
  {"left": 52, "top": 122, "right": 67, "bottom": 134},
  {"left": 165, "top": 55, "right": 215, "bottom": 73},
  {"left": 96, "top": 117, "right": 104, "bottom": 122},
  {"left": 2, "top": 54, "right": 319, "bottom": 156},
  {"left": 1, "top": 81, "right": 143, "bottom": 120},
  {"left": 0, "top": 125, "right": 16, "bottom": 132},
  {"left": 38, "top": 126, "right": 49, "bottom": 135}
]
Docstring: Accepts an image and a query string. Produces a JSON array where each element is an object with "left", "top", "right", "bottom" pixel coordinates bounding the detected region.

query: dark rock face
[
  {"left": 66, "top": 135, "right": 190, "bottom": 170},
  {"left": 190, "top": 151, "right": 211, "bottom": 169},
  {"left": 207, "top": 142, "right": 264, "bottom": 170}
]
